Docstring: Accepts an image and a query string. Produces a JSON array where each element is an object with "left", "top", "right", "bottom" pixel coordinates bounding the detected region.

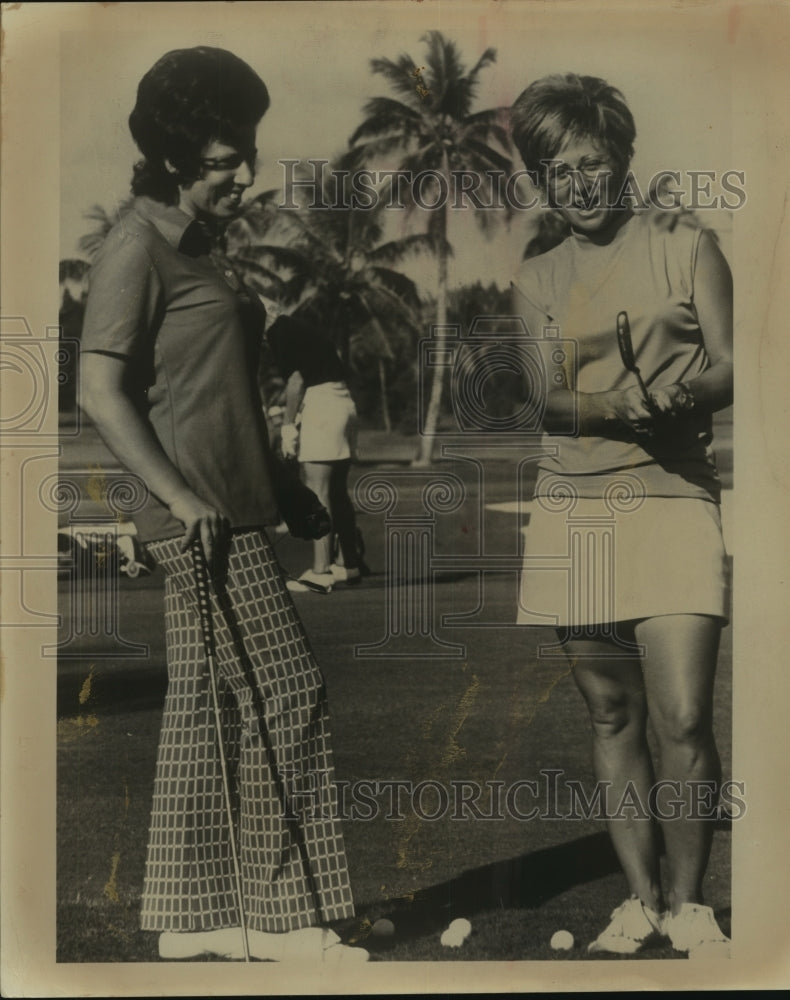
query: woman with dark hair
[
  {"left": 509, "top": 74, "right": 732, "bottom": 958},
  {"left": 263, "top": 308, "right": 365, "bottom": 593},
  {"left": 80, "top": 47, "right": 365, "bottom": 963}
]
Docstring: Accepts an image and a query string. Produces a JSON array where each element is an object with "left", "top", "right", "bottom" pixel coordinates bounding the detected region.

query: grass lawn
[{"left": 56, "top": 463, "right": 732, "bottom": 964}]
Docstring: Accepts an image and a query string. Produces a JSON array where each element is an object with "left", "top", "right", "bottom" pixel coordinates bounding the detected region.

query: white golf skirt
[
  {"left": 298, "top": 382, "right": 357, "bottom": 463},
  {"left": 517, "top": 495, "right": 730, "bottom": 627}
]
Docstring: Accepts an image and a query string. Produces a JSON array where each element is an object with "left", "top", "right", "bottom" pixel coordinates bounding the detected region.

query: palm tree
[
  {"left": 226, "top": 158, "right": 430, "bottom": 425},
  {"left": 78, "top": 198, "right": 136, "bottom": 261},
  {"left": 58, "top": 259, "right": 93, "bottom": 416},
  {"left": 349, "top": 30, "right": 513, "bottom": 464}
]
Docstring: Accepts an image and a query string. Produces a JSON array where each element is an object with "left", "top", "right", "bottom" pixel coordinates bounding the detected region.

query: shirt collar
[{"left": 134, "top": 196, "right": 213, "bottom": 254}]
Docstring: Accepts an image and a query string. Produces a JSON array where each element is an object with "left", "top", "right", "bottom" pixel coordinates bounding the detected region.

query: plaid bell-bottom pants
[{"left": 140, "top": 530, "right": 355, "bottom": 933}]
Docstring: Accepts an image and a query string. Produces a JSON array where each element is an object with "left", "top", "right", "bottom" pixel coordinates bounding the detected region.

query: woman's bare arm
[{"left": 650, "top": 231, "right": 733, "bottom": 415}]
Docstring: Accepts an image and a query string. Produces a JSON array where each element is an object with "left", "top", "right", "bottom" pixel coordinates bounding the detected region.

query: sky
[{"left": 60, "top": 1, "right": 735, "bottom": 294}]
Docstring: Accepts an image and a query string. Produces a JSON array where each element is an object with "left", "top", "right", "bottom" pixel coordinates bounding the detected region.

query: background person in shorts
[{"left": 266, "top": 312, "right": 367, "bottom": 593}]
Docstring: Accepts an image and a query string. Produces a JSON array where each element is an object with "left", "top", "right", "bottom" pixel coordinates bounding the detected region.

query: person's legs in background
[
  {"left": 327, "top": 459, "right": 362, "bottom": 580},
  {"left": 300, "top": 461, "right": 334, "bottom": 577}
]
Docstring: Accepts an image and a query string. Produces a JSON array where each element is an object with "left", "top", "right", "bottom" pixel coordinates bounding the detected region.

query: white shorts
[
  {"left": 298, "top": 382, "right": 357, "bottom": 463},
  {"left": 517, "top": 495, "right": 731, "bottom": 627}
]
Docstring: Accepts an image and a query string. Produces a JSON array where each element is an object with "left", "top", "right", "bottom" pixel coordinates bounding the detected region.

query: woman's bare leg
[
  {"left": 636, "top": 614, "right": 722, "bottom": 916},
  {"left": 567, "top": 633, "right": 664, "bottom": 913}
]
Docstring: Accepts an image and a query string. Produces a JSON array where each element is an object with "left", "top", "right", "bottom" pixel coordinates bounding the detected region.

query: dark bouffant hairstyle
[
  {"left": 509, "top": 73, "right": 636, "bottom": 181},
  {"left": 129, "top": 47, "right": 270, "bottom": 203}
]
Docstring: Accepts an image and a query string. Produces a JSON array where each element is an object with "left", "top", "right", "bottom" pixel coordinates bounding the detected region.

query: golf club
[
  {"left": 191, "top": 538, "right": 251, "bottom": 963},
  {"left": 284, "top": 571, "right": 333, "bottom": 594},
  {"left": 616, "top": 310, "right": 658, "bottom": 415},
  {"left": 270, "top": 531, "right": 333, "bottom": 593}
]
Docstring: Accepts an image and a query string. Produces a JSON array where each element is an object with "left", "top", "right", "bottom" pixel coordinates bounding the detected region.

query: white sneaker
[
  {"left": 588, "top": 897, "right": 664, "bottom": 954},
  {"left": 664, "top": 903, "right": 730, "bottom": 958},
  {"left": 286, "top": 569, "right": 334, "bottom": 593},
  {"left": 251, "top": 926, "right": 369, "bottom": 962},
  {"left": 328, "top": 563, "right": 361, "bottom": 584},
  {"left": 158, "top": 928, "right": 246, "bottom": 959}
]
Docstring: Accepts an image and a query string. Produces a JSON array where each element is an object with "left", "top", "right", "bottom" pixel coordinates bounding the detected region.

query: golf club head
[
  {"left": 288, "top": 574, "right": 332, "bottom": 594},
  {"left": 616, "top": 310, "right": 660, "bottom": 418}
]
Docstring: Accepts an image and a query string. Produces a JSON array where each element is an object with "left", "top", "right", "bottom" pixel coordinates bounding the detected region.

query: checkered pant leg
[{"left": 140, "top": 531, "right": 355, "bottom": 933}]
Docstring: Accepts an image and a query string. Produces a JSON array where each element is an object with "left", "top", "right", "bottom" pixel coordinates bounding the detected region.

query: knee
[
  {"left": 304, "top": 472, "right": 331, "bottom": 505},
  {"left": 587, "top": 697, "right": 642, "bottom": 741},
  {"left": 652, "top": 703, "right": 712, "bottom": 748}
]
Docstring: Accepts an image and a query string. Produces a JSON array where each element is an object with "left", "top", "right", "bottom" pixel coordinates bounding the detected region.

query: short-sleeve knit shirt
[
  {"left": 81, "top": 196, "right": 280, "bottom": 541},
  {"left": 511, "top": 209, "right": 721, "bottom": 502}
]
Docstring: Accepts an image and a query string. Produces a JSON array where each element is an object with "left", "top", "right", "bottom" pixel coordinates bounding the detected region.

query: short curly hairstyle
[
  {"left": 509, "top": 74, "right": 636, "bottom": 182},
  {"left": 129, "top": 47, "right": 270, "bottom": 203}
]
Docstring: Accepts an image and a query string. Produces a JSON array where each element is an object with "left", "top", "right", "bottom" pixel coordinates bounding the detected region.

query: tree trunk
[
  {"left": 378, "top": 357, "right": 392, "bottom": 432},
  {"left": 413, "top": 199, "right": 448, "bottom": 467}
]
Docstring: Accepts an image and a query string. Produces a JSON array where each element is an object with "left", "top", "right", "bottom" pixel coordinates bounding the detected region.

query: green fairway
[{"left": 56, "top": 461, "right": 732, "bottom": 963}]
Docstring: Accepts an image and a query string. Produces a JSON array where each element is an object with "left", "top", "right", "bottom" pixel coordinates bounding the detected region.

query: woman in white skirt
[
  {"left": 509, "top": 74, "right": 733, "bottom": 958},
  {"left": 266, "top": 314, "right": 365, "bottom": 592}
]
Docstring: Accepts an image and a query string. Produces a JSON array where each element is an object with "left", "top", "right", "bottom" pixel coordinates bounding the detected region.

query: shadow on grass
[
  {"left": 350, "top": 826, "right": 731, "bottom": 955},
  {"left": 354, "top": 832, "right": 621, "bottom": 942},
  {"left": 56, "top": 829, "right": 732, "bottom": 962}
]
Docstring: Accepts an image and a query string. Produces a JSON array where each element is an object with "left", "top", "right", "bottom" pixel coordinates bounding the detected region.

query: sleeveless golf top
[{"left": 511, "top": 209, "right": 721, "bottom": 502}]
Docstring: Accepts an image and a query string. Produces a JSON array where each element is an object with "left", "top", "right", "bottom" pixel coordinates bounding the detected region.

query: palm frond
[
  {"left": 368, "top": 266, "right": 422, "bottom": 308},
  {"left": 77, "top": 197, "right": 136, "bottom": 259},
  {"left": 348, "top": 132, "right": 421, "bottom": 162},
  {"left": 370, "top": 54, "right": 423, "bottom": 107},
  {"left": 459, "top": 138, "right": 513, "bottom": 173},
  {"left": 363, "top": 283, "right": 422, "bottom": 339},
  {"left": 467, "top": 46, "right": 497, "bottom": 81},
  {"left": 420, "top": 31, "right": 465, "bottom": 107},
  {"left": 350, "top": 104, "right": 427, "bottom": 151},
  {"left": 461, "top": 107, "right": 513, "bottom": 150},
  {"left": 368, "top": 233, "right": 435, "bottom": 266},
  {"left": 231, "top": 259, "right": 292, "bottom": 294}
]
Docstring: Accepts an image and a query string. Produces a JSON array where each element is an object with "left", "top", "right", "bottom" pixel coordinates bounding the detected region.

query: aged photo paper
[{"left": 2, "top": 0, "right": 789, "bottom": 994}]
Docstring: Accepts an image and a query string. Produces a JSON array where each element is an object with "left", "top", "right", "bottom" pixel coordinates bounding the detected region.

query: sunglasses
[
  {"left": 545, "top": 158, "right": 615, "bottom": 190},
  {"left": 199, "top": 149, "right": 259, "bottom": 172}
]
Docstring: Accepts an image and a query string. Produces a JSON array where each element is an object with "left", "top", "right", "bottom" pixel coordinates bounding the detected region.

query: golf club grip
[
  {"left": 191, "top": 540, "right": 216, "bottom": 657},
  {"left": 616, "top": 311, "right": 637, "bottom": 372}
]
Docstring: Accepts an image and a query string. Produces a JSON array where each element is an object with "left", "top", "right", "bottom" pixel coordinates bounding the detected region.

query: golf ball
[
  {"left": 448, "top": 918, "right": 472, "bottom": 938},
  {"left": 371, "top": 918, "right": 395, "bottom": 938},
  {"left": 550, "top": 929, "right": 575, "bottom": 951},
  {"left": 440, "top": 917, "right": 473, "bottom": 948}
]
